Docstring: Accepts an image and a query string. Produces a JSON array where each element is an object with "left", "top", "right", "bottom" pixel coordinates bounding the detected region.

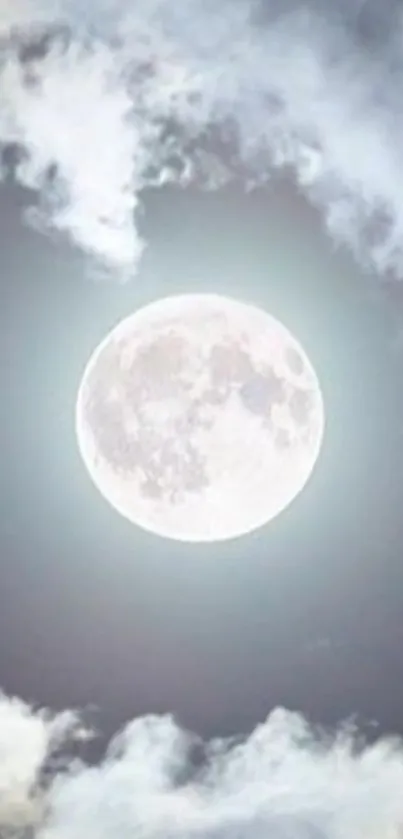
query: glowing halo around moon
[{"left": 75, "top": 294, "right": 325, "bottom": 542}]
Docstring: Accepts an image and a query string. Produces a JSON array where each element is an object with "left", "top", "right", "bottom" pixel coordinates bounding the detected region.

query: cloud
[
  {"left": 0, "top": 692, "right": 83, "bottom": 832},
  {"left": 0, "top": 690, "right": 402, "bottom": 839},
  {"left": 1, "top": 0, "right": 403, "bottom": 279},
  {"left": 0, "top": 0, "right": 52, "bottom": 35}
]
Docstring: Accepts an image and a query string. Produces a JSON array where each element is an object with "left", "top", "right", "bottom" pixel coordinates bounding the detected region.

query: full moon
[{"left": 76, "top": 294, "right": 324, "bottom": 542}]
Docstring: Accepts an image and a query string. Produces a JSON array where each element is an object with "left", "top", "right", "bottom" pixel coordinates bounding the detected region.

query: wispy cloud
[
  {"left": 0, "top": 692, "right": 81, "bottom": 832},
  {"left": 1, "top": 0, "right": 402, "bottom": 280},
  {"left": 0, "top": 690, "right": 402, "bottom": 839}
]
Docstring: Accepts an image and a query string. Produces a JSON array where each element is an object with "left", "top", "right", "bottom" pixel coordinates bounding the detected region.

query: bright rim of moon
[{"left": 75, "top": 294, "right": 325, "bottom": 542}]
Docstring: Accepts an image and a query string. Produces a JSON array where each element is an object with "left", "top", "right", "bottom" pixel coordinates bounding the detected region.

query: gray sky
[{"left": 3, "top": 2, "right": 403, "bottom": 838}]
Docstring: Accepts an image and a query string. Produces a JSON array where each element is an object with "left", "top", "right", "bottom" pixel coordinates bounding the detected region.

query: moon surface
[{"left": 75, "top": 294, "right": 324, "bottom": 542}]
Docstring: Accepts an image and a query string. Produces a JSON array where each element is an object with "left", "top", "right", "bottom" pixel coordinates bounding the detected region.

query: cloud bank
[
  {"left": 0, "top": 690, "right": 403, "bottom": 839},
  {"left": 1, "top": 0, "right": 403, "bottom": 279}
]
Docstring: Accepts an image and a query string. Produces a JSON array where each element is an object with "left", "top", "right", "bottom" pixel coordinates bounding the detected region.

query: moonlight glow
[{"left": 75, "top": 294, "right": 324, "bottom": 542}]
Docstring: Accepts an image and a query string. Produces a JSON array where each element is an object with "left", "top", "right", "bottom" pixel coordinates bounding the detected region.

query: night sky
[
  {"left": 4, "top": 2, "right": 403, "bottom": 833},
  {"left": 3, "top": 172, "right": 403, "bottom": 748}
]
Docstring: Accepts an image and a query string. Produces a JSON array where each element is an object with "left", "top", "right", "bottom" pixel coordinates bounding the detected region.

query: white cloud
[
  {"left": 0, "top": 692, "right": 81, "bottom": 832},
  {"left": 0, "top": 37, "right": 146, "bottom": 275},
  {"left": 0, "top": 691, "right": 403, "bottom": 839},
  {"left": 0, "top": 0, "right": 45, "bottom": 35},
  {"left": 1, "top": 0, "right": 403, "bottom": 279}
]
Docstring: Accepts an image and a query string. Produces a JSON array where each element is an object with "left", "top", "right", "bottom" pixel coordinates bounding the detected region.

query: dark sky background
[{"left": 3, "top": 171, "right": 403, "bottom": 751}]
